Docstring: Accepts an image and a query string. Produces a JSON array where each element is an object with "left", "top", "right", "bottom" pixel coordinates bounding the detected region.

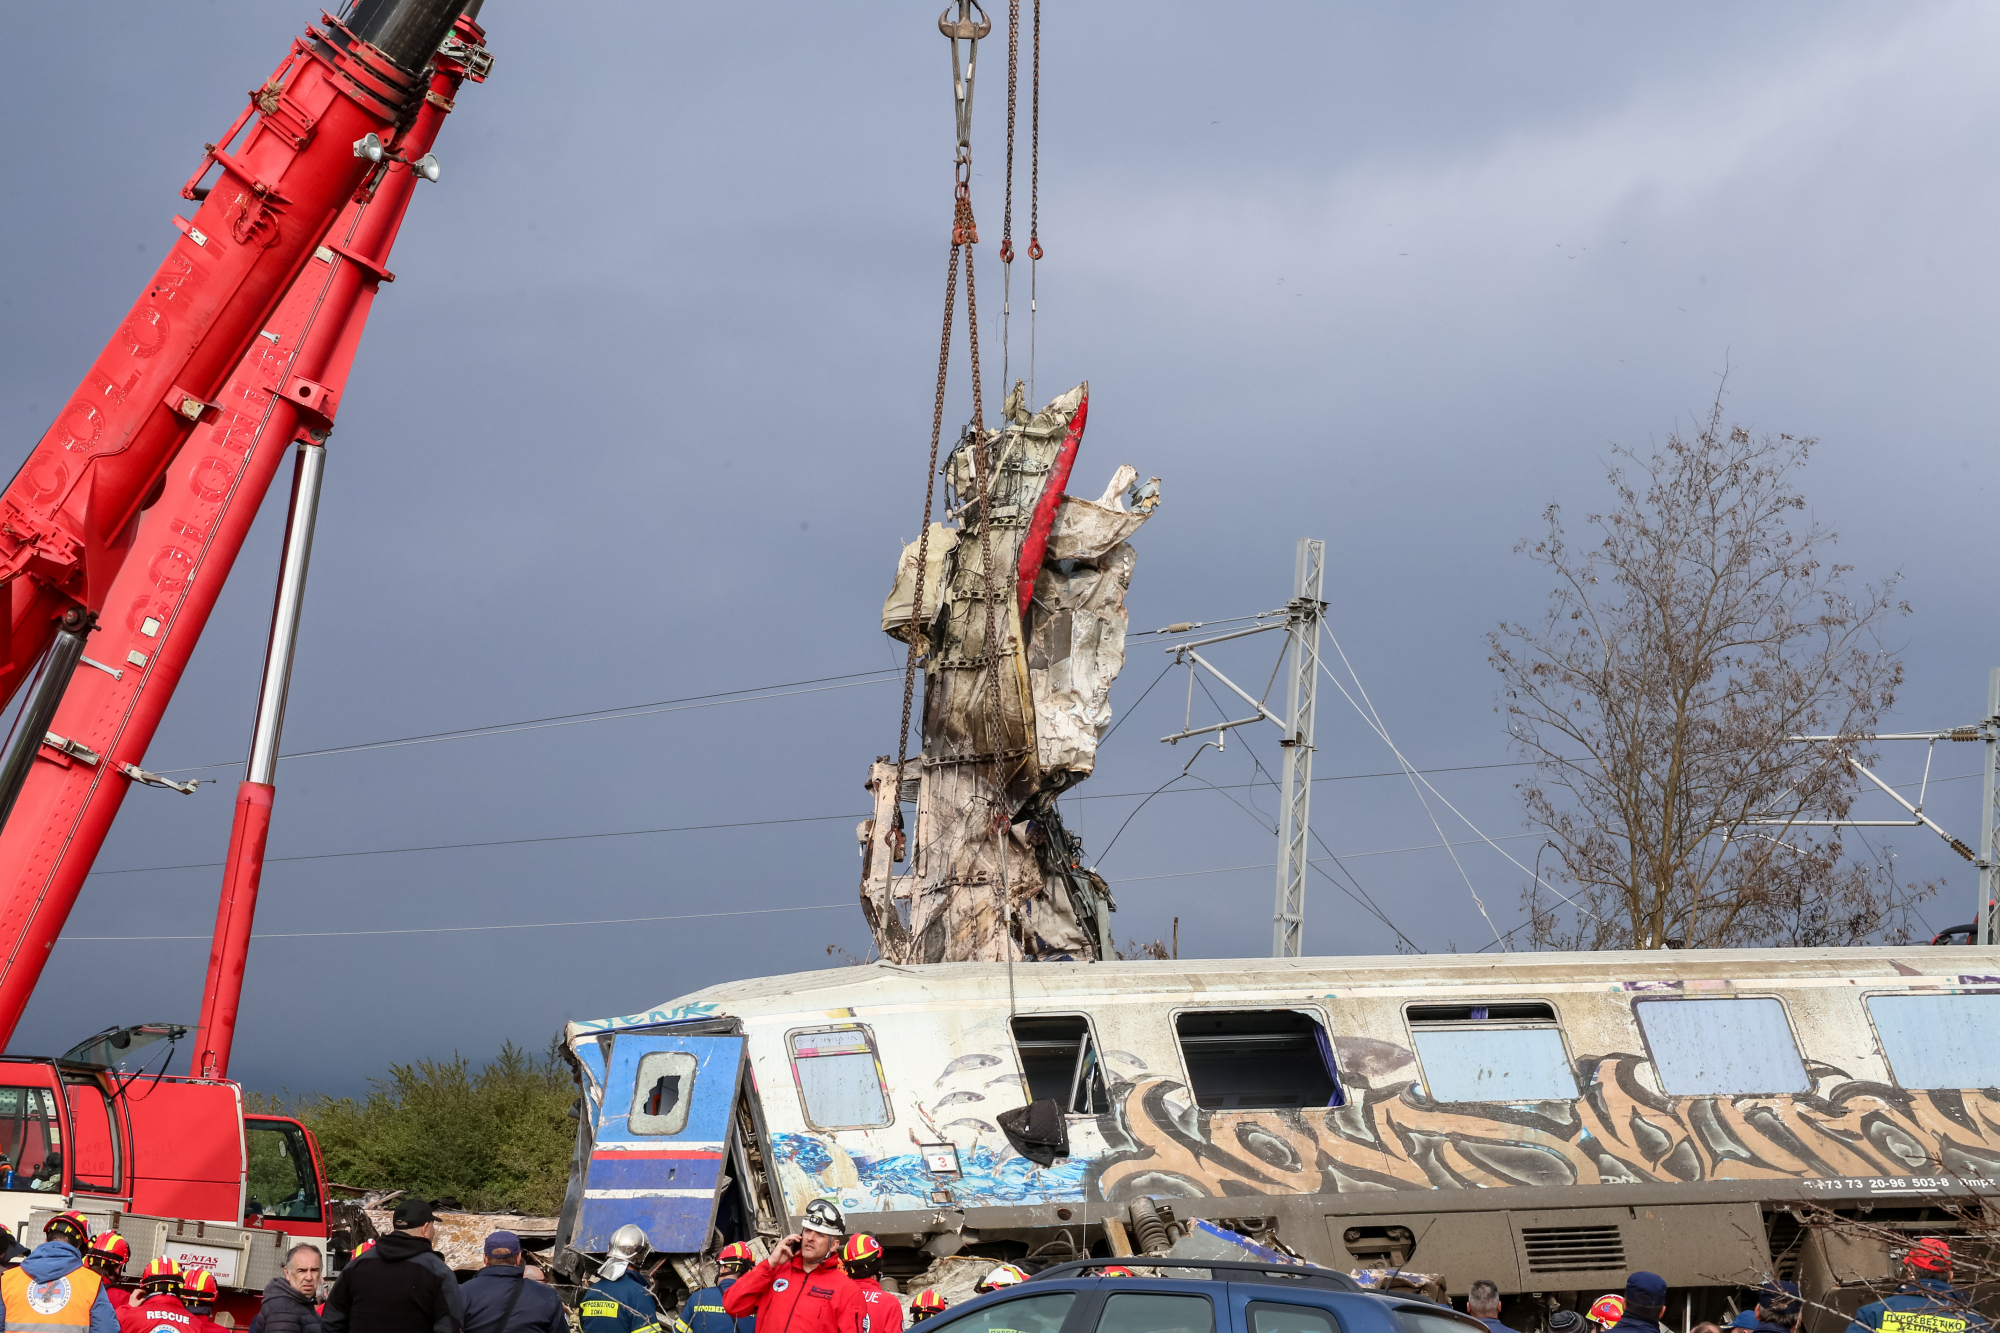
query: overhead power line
[
  {"left": 153, "top": 669, "right": 902, "bottom": 775},
  {"left": 60, "top": 902, "right": 852, "bottom": 942}
]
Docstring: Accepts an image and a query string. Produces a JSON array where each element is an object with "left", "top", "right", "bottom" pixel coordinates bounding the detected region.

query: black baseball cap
[{"left": 393, "top": 1198, "right": 437, "bottom": 1229}]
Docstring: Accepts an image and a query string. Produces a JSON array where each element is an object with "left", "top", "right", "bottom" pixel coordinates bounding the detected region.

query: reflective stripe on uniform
[
  {"left": 1883, "top": 1316, "right": 1968, "bottom": 1333},
  {"left": 581, "top": 1303, "right": 620, "bottom": 1319}
]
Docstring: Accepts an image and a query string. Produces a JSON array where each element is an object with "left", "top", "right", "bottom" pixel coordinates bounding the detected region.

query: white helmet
[{"left": 601, "top": 1224, "right": 651, "bottom": 1281}]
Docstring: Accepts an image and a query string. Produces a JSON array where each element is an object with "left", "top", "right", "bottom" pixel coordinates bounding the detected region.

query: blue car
[{"left": 919, "top": 1260, "right": 1486, "bottom": 1333}]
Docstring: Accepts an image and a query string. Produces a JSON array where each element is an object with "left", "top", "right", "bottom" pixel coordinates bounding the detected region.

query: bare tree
[{"left": 1489, "top": 390, "right": 1935, "bottom": 950}]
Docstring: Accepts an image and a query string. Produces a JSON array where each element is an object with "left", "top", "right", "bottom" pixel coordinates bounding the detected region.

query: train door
[{"left": 573, "top": 1032, "right": 747, "bottom": 1254}]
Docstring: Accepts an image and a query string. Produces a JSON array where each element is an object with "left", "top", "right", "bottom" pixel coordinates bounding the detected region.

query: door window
[
  {"left": 1096, "top": 1293, "right": 1214, "bottom": 1333},
  {"left": 788, "top": 1027, "right": 892, "bottom": 1129},
  {"left": 931, "top": 1292, "right": 1077, "bottom": 1333},
  {"left": 1011, "top": 1015, "right": 1109, "bottom": 1114},
  {"left": 0, "top": 1087, "right": 60, "bottom": 1190},
  {"left": 1174, "top": 1010, "right": 1343, "bottom": 1111},
  {"left": 1633, "top": 998, "right": 1810, "bottom": 1095},
  {"left": 630, "top": 1052, "right": 698, "bottom": 1135},
  {"left": 245, "top": 1120, "right": 322, "bottom": 1221},
  {"left": 62, "top": 1077, "right": 120, "bottom": 1194},
  {"left": 1246, "top": 1303, "right": 1340, "bottom": 1333}
]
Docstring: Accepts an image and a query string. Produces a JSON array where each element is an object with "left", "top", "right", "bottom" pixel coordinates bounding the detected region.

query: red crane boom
[{"left": 0, "top": 10, "right": 490, "bottom": 1055}]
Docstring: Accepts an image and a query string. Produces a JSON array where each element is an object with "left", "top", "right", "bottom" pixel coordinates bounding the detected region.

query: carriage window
[
  {"left": 1634, "top": 998, "right": 1810, "bottom": 1094},
  {"left": 1174, "top": 1009, "right": 1343, "bottom": 1111},
  {"left": 1011, "top": 1015, "right": 1109, "bottom": 1114},
  {"left": 789, "top": 1027, "right": 892, "bottom": 1129},
  {"left": 629, "top": 1051, "right": 697, "bottom": 1135},
  {"left": 1407, "top": 1003, "right": 1576, "bottom": 1102},
  {"left": 1867, "top": 993, "right": 2000, "bottom": 1090}
]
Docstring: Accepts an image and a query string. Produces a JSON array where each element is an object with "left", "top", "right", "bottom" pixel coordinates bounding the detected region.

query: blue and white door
[{"left": 575, "top": 1032, "right": 745, "bottom": 1253}]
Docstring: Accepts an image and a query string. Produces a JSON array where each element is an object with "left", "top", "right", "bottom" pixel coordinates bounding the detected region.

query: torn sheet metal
[{"left": 862, "top": 381, "right": 1158, "bottom": 965}]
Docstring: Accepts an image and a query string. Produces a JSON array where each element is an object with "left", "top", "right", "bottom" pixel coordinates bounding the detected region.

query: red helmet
[
  {"left": 1099, "top": 1265, "right": 1135, "bottom": 1277},
  {"left": 1909, "top": 1239, "right": 1952, "bottom": 1274},
  {"left": 840, "top": 1235, "right": 883, "bottom": 1281},
  {"left": 718, "top": 1242, "right": 756, "bottom": 1274},
  {"left": 140, "top": 1257, "right": 183, "bottom": 1295},
  {"left": 912, "top": 1291, "right": 948, "bottom": 1322},
  {"left": 45, "top": 1212, "right": 90, "bottom": 1247},
  {"left": 1587, "top": 1296, "right": 1625, "bottom": 1329},
  {"left": 84, "top": 1232, "right": 129, "bottom": 1277},
  {"left": 182, "top": 1270, "right": 220, "bottom": 1305}
]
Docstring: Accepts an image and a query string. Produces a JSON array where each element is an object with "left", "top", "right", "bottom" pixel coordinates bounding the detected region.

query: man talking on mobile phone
[{"left": 722, "top": 1200, "right": 852, "bottom": 1333}]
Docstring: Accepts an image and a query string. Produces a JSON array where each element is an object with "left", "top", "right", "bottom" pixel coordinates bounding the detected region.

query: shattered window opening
[
  {"left": 1010, "top": 1014, "right": 1109, "bottom": 1114},
  {"left": 1633, "top": 997, "right": 1811, "bottom": 1095},
  {"left": 788, "top": 1025, "right": 892, "bottom": 1130},
  {"left": 1865, "top": 993, "right": 2000, "bottom": 1090},
  {"left": 1405, "top": 1000, "right": 1577, "bottom": 1103},
  {"left": 629, "top": 1051, "right": 697, "bottom": 1136},
  {"left": 1173, "top": 1008, "right": 1344, "bottom": 1112}
]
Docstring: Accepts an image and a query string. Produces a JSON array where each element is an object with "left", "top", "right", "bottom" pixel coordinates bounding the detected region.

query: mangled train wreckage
[{"left": 553, "top": 946, "right": 2000, "bottom": 1322}]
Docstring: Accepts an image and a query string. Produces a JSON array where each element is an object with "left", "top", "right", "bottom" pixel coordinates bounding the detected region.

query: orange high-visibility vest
[{"left": 1, "top": 1263, "right": 104, "bottom": 1333}]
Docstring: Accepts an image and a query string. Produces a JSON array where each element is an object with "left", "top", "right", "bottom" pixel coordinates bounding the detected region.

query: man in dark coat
[
  {"left": 463, "top": 1232, "right": 566, "bottom": 1333},
  {"left": 1609, "top": 1274, "right": 1668, "bottom": 1333},
  {"left": 323, "top": 1200, "right": 465, "bottom": 1333},
  {"left": 248, "top": 1244, "right": 323, "bottom": 1333}
]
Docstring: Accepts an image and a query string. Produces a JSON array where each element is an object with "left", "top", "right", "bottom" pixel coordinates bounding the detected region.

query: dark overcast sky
[{"left": 0, "top": 3, "right": 1994, "bottom": 1098}]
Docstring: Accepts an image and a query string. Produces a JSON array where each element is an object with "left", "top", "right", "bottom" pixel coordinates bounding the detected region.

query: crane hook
[{"left": 938, "top": 2, "right": 992, "bottom": 40}]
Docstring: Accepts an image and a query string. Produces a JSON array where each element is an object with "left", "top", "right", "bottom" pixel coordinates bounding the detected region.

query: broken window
[
  {"left": 789, "top": 1026, "right": 892, "bottom": 1129},
  {"left": 1634, "top": 998, "right": 1810, "bottom": 1095},
  {"left": 1010, "top": 1014, "right": 1110, "bottom": 1114},
  {"left": 1407, "top": 1002, "right": 1577, "bottom": 1102},
  {"left": 1866, "top": 993, "right": 2000, "bottom": 1090},
  {"left": 629, "top": 1051, "right": 697, "bottom": 1135},
  {"left": 1174, "top": 1009, "right": 1343, "bottom": 1111}
]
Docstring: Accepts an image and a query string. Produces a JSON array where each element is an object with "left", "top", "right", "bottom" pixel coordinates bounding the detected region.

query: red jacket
[
  {"left": 722, "top": 1255, "right": 851, "bottom": 1333},
  {"left": 117, "top": 1295, "right": 215, "bottom": 1333},
  {"left": 834, "top": 1279, "right": 903, "bottom": 1333}
]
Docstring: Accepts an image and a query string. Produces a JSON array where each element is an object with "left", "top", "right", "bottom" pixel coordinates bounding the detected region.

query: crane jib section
[
  {"left": 0, "top": 14, "right": 491, "bottom": 1048},
  {"left": 0, "top": 0, "right": 475, "bottom": 708}
]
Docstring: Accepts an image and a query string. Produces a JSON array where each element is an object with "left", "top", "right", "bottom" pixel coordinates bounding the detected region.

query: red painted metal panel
[
  {"left": 122, "top": 1078, "right": 243, "bottom": 1226},
  {"left": 1013, "top": 388, "right": 1089, "bottom": 617}
]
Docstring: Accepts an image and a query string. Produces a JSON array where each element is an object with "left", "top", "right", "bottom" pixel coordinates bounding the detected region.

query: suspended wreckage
[{"left": 858, "top": 382, "right": 1160, "bottom": 964}]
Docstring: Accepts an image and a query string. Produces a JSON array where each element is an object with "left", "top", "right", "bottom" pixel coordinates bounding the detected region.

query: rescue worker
[
  {"left": 1098, "top": 1268, "right": 1133, "bottom": 1279},
  {"left": 909, "top": 1294, "right": 946, "bottom": 1326},
  {"left": 1586, "top": 1298, "right": 1627, "bottom": 1332},
  {"left": 722, "top": 1199, "right": 852, "bottom": 1333},
  {"left": 971, "top": 1267, "right": 1025, "bottom": 1296},
  {"left": 1848, "top": 1240, "right": 1990, "bottom": 1333},
  {"left": 117, "top": 1258, "right": 191, "bottom": 1333},
  {"left": 1607, "top": 1275, "right": 1667, "bottom": 1333},
  {"left": 180, "top": 1271, "right": 223, "bottom": 1333},
  {"left": 82, "top": 1235, "right": 128, "bottom": 1307},
  {"left": 0, "top": 1227, "right": 27, "bottom": 1271},
  {"left": 673, "top": 1243, "right": 755, "bottom": 1333},
  {"left": 1740, "top": 1282, "right": 1800, "bottom": 1333},
  {"left": 580, "top": 1226, "right": 663, "bottom": 1333},
  {"left": 833, "top": 1237, "right": 900, "bottom": 1333},
  {"left": 0, "top": 1211, "right": 118, "bottom": 1333}
]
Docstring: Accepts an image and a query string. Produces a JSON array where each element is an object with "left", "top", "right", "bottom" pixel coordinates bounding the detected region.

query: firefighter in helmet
[
  {"left": 833, "top": 1237, "right": 900, "bottom": 1333},
  {"left": 116, "top": 1258, "right": 187, "bottom": 1333},
  {"left": 82, "top": 1234, "right": 129, "bottom": 1303},
  {"left": 581, "top": 1226, "right": 663, "bottom": 1333},
  {"left": 673, "top": 1243, "right": 756, "bottom": 1333},
  {"left": 909, "top": 1293, "right": 947, "bottom": 1325}
]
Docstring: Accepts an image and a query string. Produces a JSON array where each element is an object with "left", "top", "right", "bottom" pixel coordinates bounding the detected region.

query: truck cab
[{"left": 0, "top": 1049, "right": 330, "bottom": 1302}]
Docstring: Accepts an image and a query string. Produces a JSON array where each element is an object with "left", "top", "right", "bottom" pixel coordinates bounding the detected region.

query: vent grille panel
[{"left": 1521, "top": 1224, "right": 1626, "bottom": 1274}]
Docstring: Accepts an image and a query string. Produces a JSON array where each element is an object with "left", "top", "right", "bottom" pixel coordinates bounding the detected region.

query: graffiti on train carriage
[{"left": 772, "top": 1043, "right": 2000, "bottom": 1209}]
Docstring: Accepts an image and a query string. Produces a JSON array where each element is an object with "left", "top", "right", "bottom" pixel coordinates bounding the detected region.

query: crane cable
[
  {"left": 999, "top": 0, "right": 1043, "bottom": 405},
  {"left": 892, "top": 3, "right": 994, "bottom": 866}
]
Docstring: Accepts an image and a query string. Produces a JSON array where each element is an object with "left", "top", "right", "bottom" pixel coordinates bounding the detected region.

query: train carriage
[{"left": 554, "top": 946, "right": 2000, "bottom": 1328}]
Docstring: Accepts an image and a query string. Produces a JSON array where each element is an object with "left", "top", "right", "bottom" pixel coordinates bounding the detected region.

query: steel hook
[{"left": 938, "top": 1, "right": 992, "bottom": 40}]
